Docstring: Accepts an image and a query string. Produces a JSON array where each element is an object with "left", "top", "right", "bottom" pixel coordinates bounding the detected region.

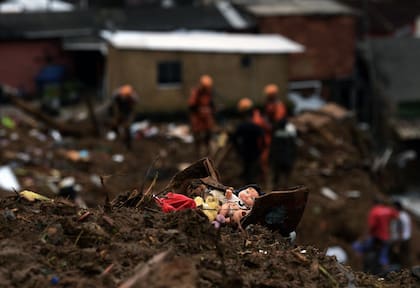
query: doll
[{"left": 214, "top": 186, "right": 260, "bottom": 228}]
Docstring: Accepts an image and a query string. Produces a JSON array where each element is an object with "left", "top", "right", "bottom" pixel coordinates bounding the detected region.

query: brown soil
[{"left": 0, "top": 107, "right": 419, "bottom": 287}]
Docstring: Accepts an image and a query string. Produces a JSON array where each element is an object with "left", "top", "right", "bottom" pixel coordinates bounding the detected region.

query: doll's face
[{"left": 238, "top": 187, "right": 259, "bottom": 207}]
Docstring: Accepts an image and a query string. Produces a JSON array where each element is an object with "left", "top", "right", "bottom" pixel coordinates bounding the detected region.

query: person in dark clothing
[
  {"left": 110, "top": 84, "right": 138, "bottom": 149},
  {"left": 269, "top": 116, "right": 297, "bottom": 188},
  {"left": 232, "top": 98, "right": 265, "bottom": 184}
]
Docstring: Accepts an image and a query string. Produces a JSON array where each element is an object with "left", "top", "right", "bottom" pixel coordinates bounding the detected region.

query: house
[
  {"left": 0, "top": 11, "right": 97, "bottom": 98},
  {"left": 102, "top": 30, "right": 303, "bottom": 113},
  {"left": 0, "top": 4, "right": 254, "bottom": 101},
  {"left": 0, "top": 0, "right": 74, "bottom": 13},
  {"left": 337, "top": 0, "right": 420, "bottom": 37},
  {"left": 231, "top": 0, "right": 357, "bottom": 105},
  {"left": 331, "top": 1, "right": 420, "bottom": 131}
]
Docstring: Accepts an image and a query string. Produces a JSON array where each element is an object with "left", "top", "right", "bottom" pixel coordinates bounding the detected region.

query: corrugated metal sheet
[{"left": 237, "top": 0, "right": 355, "bottom": 16}]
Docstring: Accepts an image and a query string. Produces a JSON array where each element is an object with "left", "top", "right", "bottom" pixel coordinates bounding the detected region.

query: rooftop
[
  {"left": 101, "top": 30, "right": 304, "bottom": 54},
  {"left": 235, "top": 0, "right": 355, "bottom": 16}
]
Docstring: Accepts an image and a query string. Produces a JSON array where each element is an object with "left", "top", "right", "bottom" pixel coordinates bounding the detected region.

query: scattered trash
[
  {"left": 58, "top": 177, "right": 80, "bottom": 200},
  {"left": 90, "top": 174, "right": 102, "bottom": 187},
  {"left": 9, "top": 132, "right": 19, "bottom": 141},
  {"left": 320, "top": 168, "right": 333, "bottom": 176},
  {"left": 345, "top": 190, "right": 361, "bottom": 199},
  {"left": 372, "top": 148, "right": 393, "bottom": 172},
  {"left": 143, "top": 126, "right": 159, "bottom": 138},
  {"left": 288, "top": 91, "right": 325, "bottom": 114},
  {"left": 1, "top": 116, "right": 16, "bottom": 129},
  {"left": 106, "top": 131, "right": 117, "bottom": 141},
  {"left": 396, "top": 150, "right": 417, "bottom": 168},
  {"left": 50, "top": 130, "right": 63, "bottom": 142},
  {"left": 29, "top": 129, "right": 47, "bottom": 142},
  {"left": 19, "top": 190, "right": 51, "bottom": 202},
  {"left": 320, "top": 187, "right": 339, "bottom": 201},
  {"left": 65, "top": 150, "right": 90, "bottom": 162},
  {"left": 0, "top": 165, "right": 21, "bottom": 192},
  {"left": 112, "top": 154, "right": 124, "bottom": 163},
  {"left": 326, "top": 246, "right": 348, "bottom": 264},
  {"left": 50, "top": 276, "right": 59, "bottom": 285},
  {"left": 16, "top": 152, "right": 31, "bottom": 163},
  {"left": 283, "top": 231, "right": 297, "bottom": 244},
  {"left": 130, "top": 120, "right": 150, "bottom": 135},
  {"left": 166, "top": 123, "right": 193, "bottom": 143}
]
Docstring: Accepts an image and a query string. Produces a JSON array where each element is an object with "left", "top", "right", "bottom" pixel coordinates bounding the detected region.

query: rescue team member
[
  {"left": 232, "top": 98, "right": 265, "bottom": 184},
  {"left": 264, "top": 84, "right": 287, "bottom": 125},
  {"left": 188, "top": 75, "right": 215, "bottom": 157},
  {"left": 269, "top": 114, "right": 297, "bottom": 188},
  {"left": 262, "top": 84, "right": 293, "bottom": 188},
  {"left": 110, "top": 84, "right": 138, "bottom": 149},
  {"left": 392, "top": 200, "right": 412, "bottom": 268},
  {"left": 365, "top": 199, "right": 399, "bottom": 274}
]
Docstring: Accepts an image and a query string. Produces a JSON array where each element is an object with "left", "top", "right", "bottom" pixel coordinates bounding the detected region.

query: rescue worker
[
  {"left": 269, "top": 114, "right": 297, "bottom": 188},
  {"left": 356, "top": 198, "right": 400, "bottom": 275},
  {"left": 262, "top": 84, "right": 296, "bottom": 188},
  {"left": 232, "top": 98, "right": 265, "bottom": 184},
  {"left": 110, "top": 84, "right": 138, "bottom": 149},
  {"left": 188, "top": 75, "right": 216, "bottom": 158},
  {"left": 263, "top": 84, "right": 287, "bottom": 125},
  {"left": 392, "top": 200, "right": 412, "bottom": 268}
]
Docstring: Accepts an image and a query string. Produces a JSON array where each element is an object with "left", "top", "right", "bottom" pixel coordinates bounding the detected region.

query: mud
[{"left": 0, "top": 107, "right": 419, "bottom": 287}]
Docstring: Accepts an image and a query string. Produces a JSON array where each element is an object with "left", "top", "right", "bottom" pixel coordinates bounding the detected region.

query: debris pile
[
  {"left": 1, "top": 195, "right": 418, "bottom": 287},
  {"left": 0, "top": 103, "right": 419, "bottom": 287}
]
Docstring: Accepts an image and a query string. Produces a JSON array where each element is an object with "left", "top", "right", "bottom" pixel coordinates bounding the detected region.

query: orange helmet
[
  {"left": 200, "top": 75, "right": 213, "bottom": 88},
  {"left": 119, "top": 84, "right": 134, "bottom": 97},
  {"left": 264, "top": 84, "right": 279, "bottom": 98},
  {"left": 237, "top": 97, "right": 254, "bottom": 112}
]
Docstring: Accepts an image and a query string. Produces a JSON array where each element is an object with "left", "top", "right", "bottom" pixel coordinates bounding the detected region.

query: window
[
  {"left": 241, "top": 55, "right": 252, "bottom": 68},
  {"left": 157, "top": 61, "right": 182, "bottom": 86}
]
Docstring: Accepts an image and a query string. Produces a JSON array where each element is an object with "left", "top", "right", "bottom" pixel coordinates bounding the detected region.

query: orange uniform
[
  {"left": 265, "top": 100, "right": 286, "bottom": 124},
  {"left": 188, "top": 87, "right": 215, "bottom": 133}
]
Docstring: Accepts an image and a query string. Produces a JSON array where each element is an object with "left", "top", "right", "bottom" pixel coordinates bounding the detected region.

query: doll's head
[{"left": 238, "top": 187, "right": 259, "bottom": 208}]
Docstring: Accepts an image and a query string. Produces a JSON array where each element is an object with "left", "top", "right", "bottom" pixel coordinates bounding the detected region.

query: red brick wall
[
  {"left": 0, "top": 40, "right": 73, "bottom": 95},
  {"left": 258, "top": 15, "right": 356, "bottom": 81}
]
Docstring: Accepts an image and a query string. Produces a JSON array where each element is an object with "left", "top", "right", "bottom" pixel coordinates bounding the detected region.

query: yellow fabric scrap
[{"left": 19, "top": 190, "right": 52, "bottom": 202}]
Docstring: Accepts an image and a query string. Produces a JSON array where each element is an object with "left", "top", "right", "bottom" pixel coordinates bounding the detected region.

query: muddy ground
[{"left": 0, "top": 105, "right": 420, "bottom": 287}]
